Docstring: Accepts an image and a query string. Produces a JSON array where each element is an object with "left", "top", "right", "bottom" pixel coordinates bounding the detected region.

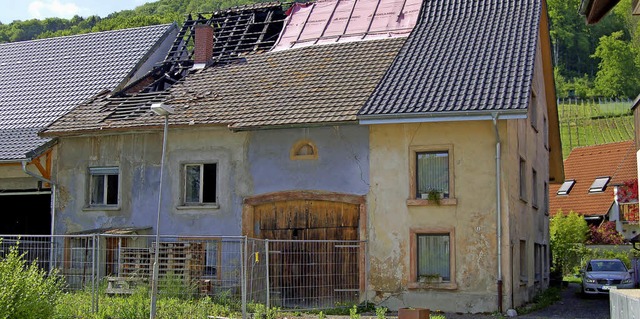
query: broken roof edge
[
  {"left": 110, "top": 22, "right": 179, "bottom": 94},
  {"left": 39, "top": 121, "right": 232, "bottom": 138}
]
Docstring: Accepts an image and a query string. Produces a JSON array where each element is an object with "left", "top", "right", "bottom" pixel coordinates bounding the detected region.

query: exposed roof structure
[
  {"left": 0, "top": 24, "right": 176, "bottom": 161},
  {"left": 359, "top": 0, "right": 541, "bottom": 120},
  {"left": 580, "top": 0, "right": 621, "bottom": 24},
  {"left": 100, "top": 3, "right": 287, "bottom": 122},
  {"left": 43, "top": 36, "right": 405, "bottom": 135},
  {"left": 549, "top": 141, "right": 637, "bottom": 217}
]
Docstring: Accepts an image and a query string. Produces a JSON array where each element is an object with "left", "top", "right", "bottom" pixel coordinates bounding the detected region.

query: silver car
[{"left": 581, "top": 259, "right": 634, "bottom": 295}]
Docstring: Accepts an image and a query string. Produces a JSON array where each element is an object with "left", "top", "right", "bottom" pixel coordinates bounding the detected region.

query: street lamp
[{"left": 149, "top": 103, "right": 174, "bottom": 319}]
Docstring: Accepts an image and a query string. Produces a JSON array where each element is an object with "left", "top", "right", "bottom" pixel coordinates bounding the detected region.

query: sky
[{"left": 0, "top": 0, "right": 154, "bottom": 24}]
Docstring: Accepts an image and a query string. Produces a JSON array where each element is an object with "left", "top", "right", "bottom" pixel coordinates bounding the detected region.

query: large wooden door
[{"left": 253, "top": 199, "right": 360, "bottom": 308}]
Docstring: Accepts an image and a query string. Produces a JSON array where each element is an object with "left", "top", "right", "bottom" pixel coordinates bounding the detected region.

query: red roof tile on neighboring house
[{"left": 549, "top": 141, "right": 636, "bottom": 217}]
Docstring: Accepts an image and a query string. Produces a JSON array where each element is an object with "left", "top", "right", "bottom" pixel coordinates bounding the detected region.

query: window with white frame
[
  {"left": 416, "top": 151, "right": 450, "bottom": 199},
  {"left": 204, "top": 241, "right": 220, "bottom": 277},
  {"left": 69, "top": 237, "right": 93, "bottom": 270},
  {"left": 417, "top": 233, "right": 450, "bottom": 281},
  {"left": 184, "top": 163, "right": 217, "bottom": 205},
  {"left": 89, "top": 167, "right": 119, "bottom": 206}
]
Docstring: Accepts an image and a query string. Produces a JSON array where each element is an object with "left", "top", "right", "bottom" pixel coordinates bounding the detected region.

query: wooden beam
[{"left": 244, "top": 190, "right": 365, "bottom": 206}]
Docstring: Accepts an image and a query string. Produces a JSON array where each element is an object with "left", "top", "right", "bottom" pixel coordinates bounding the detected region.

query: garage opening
[{"left": 0, "top": 192, "right": 51, "bottom": 235}]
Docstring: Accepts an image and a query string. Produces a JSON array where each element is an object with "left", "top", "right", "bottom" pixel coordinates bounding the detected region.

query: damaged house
[{"left": 39, "top": 0, "right": 562, "bottom": 313}]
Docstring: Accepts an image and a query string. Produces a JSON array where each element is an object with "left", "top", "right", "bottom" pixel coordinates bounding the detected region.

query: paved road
[{"left": 520, "top": 283, "right": 609, "bottom": 319}]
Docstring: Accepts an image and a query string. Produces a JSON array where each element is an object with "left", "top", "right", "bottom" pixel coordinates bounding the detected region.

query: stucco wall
[
  {"left": 248, "top": 125, "right": 369, "bottom": 195},
  {"left": 503, "top": 34, "right": 551, "bottom": 308},
  {"left": 367, "top": 121, "right": 502, "bottom": 313},
  {"left": 54, "top": 127, "right": 250, "bottom": 236}
]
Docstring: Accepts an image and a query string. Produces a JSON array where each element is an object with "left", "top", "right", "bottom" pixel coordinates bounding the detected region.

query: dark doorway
[{"left": 0, "top": 193, "right": 51, "bottom": 235}]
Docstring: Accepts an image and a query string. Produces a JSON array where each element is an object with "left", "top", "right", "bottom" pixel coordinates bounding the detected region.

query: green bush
[{"left": 0, "top": 244, "right": 64, "bottom": 319}]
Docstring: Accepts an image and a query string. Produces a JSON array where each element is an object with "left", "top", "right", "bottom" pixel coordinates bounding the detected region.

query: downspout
[
  {"left": 22, "top": 160, "right": 57, "bottom": 272},
  {"left": 491, "top": 114, "right": 503, "bottom": 313}
]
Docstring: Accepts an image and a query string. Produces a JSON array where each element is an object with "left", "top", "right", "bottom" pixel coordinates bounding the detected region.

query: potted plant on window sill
[
  {"left": 424, "top": 189, "right": 443, "bottom": 205},
  {"left": 418, "top": 274, "right": 443, "bottom": 284},
  {"left": 398, "top": 307, "right": 430, "bottom": 319}
]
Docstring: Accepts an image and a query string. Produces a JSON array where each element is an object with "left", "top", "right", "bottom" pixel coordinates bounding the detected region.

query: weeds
[
  {"left": 515, "top": 287, "right": 561, "bottom": 315},
  {"left": 375, "top": 306, "right": 387, "bottom": 319},
  {"left": 350, "top": 305, "right": 361, "bottom": 319}
]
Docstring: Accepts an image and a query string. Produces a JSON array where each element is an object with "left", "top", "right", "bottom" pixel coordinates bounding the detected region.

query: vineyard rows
[{"left": 557, "top": 98, "right": 634, "bottom": 159}]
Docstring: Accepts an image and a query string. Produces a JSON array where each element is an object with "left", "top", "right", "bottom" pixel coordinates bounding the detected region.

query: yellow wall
[{"left": 366, "top": 35, "right": 551, "bottom": 313}]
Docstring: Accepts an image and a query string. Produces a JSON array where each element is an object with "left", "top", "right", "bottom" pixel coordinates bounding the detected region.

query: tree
[
  {"left": 593, "top": 31, "right": 640, "bottom": 97},
  {"left": 550, "top": 211, "right": 589, "bottom": 276},
  {"left": 587, "top": 221, "right": 625, "bottom": 244}
]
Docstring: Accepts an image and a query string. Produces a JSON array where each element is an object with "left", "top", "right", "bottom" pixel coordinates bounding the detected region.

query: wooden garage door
[{"left": 254, "top": 199, "right": 360, "bottom": 308}]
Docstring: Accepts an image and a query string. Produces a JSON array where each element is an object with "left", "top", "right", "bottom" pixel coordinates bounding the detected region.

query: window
[
  {"left": 530, "top": 91, "right": 538, "bottom": 131},
  {"left": 556, "top": 180, "right": 575, "bottom": 195},
  {"left": 519, "top": 158, "right": 527, "bottom": 201},
  {"left": 68, "top": 237, "right": 93, "bottom": 270},
  {"left": 520, "top": 240, "right": 527, "bottom": 282},
  {"left": 204, "top": 241, "right": 221, "bottom": 279},
  {"left": 416, "top": 151, "right": 450, "bottom": 199},
  {"left": 184, "top": 163, "right": 217, "bottom": 204},
  {"left": 290, "top": 139, "right": 318, "bottom": 160},
  {"left": 532, "top": 168, "right": 538, "bottom": 209},
  {"left": 417, "top": 234, "right": 450, "bottom": 281},
  {"left": 543, "top": 245, "right": 549, "bottom": 279},
  {"left": 89, "top": 167, "right": 119, "bottom": 206},
  {"left": 589, "top": 177, "right": 610, "bottom": 193}
]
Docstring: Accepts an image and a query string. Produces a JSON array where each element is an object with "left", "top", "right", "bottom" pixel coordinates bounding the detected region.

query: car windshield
[{"left": 588, "top": 260, "right": 627, "bottom": 272}]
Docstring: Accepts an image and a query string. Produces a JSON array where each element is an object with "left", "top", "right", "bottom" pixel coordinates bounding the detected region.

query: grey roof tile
[
  {"left": 44, "top": 37, "right": 405, "bottom": 134},
  {"left": 359, "top": 0, "right": 541, "bottom": 117},
  {"left": 0, "top": 24, "right": 174, "bottom": 160}
]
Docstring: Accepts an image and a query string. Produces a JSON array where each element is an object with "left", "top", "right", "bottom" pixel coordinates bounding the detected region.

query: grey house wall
[
  {"left": 53, "top": 124, "right": 369, "bottom": 236},
  {"left": 248, "top": 125, "right": 370, "bottom": 196},
  {"left": 54, "top": 127, "right": 250, "bottom": 236}
]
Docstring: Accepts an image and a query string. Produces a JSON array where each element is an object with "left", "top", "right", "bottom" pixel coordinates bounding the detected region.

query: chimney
[{"left": 194, "top": 25, "right": 214, "bottom": 65}]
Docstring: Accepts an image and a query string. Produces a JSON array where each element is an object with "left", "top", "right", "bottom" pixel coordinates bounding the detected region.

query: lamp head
[{"left": 150, "top": 103, "right": 174, "bottom": 116}]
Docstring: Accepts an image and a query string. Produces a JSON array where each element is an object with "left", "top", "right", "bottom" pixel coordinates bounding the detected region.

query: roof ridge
[{"left": 0, "top": 23, "right": 173, "bottom": 47}]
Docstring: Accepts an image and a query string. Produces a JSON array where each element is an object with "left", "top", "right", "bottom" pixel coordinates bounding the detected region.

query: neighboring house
[
  {"left": 549, "top": 141, "right": 638, "bottom": 238},
  {"left": 40, "top": 0, "right": 561, "bottom": 314},
  {"left": 580, "top": 0, "right": 640, "bottom": 24},
  {"left": 0, "top": 24, "right": 177, "bottom": 235}
]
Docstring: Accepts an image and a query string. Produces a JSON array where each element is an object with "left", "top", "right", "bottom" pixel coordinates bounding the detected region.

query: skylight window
[
  {"left": 557, "top": 180, "right": 575, "bottom": 195},
  {"left": 589, "top": 177, "right": 610, "bottom": 193}
]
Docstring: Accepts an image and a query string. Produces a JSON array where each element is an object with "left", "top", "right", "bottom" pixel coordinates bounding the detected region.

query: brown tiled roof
[
  {"left": 549, "top": 141, "right": 636, "bottom": 217},
  {"left": 43, "top": 37, "right": 405, "bottom": 135}
]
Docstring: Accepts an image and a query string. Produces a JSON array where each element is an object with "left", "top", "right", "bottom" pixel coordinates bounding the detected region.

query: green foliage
[
  {"left": 593, "top": 31, "right": 640, "bottom": 97},
  {"left": 349, "top": 305, "right": 361, "bottom": 319},
  {"left": 375, "top": 306, "right": 387, "bottom": 319},
  {"left": 252, "top": 304, "right": 280, "bottom": 319},
  {"left": 550, "top": 211, "right": 588, "bottom": 276},
  {"left": 0, "top": 244, "right": 64, "bottom": 319},
  {"left": 318, "top": 311, "right": 326, "bottom": 319}
]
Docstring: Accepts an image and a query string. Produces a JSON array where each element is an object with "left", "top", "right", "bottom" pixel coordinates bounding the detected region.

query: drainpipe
[
  {"left": 491, "top": 114, "right": 503, "bottom": 313},
  {"left": 22, "top": 160, "right": 57, "bottom": 272}
]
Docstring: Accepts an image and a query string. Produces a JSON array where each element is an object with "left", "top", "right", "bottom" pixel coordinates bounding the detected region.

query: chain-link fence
[{"left": 0, "top": 234, "right": 364, "bottom": 315}]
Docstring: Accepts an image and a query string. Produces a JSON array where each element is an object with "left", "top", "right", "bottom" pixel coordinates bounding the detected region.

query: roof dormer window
[
  {"left": 589, "top": 177, "right": 610, "bottom": 193},
  {"left": 557, "top": 180, "right": 575, "bottom": 195}
]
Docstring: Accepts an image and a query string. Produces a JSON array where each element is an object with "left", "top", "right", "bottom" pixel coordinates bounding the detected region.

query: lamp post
[{"left": 149, "top": 103, "right": 174, "bottom": 319}]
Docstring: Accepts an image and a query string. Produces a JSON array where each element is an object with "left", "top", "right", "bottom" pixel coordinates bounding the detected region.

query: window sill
[
  {"left": 83, "top": 206, "right": 120, "bottom": 212},
  {"left": 408, "top": 281, "right": 457, "bottom": 290},
  {"left": 407, "top": 198, "right": 457, "bottom": 206},
  {"left": 176, "top": 204, "right": 220, "bottom": 211}
]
